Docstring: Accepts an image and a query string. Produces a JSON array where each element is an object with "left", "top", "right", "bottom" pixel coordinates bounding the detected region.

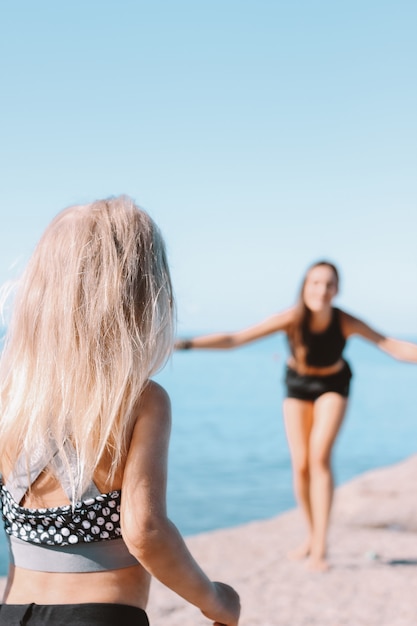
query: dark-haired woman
[{"left": 176, "top": 261, "right": 417, "bottom": 571}]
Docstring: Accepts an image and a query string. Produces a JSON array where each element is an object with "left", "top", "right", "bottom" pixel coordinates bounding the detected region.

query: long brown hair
[{"left": 287, "top": 260, "right": 339, "bottom": 366}]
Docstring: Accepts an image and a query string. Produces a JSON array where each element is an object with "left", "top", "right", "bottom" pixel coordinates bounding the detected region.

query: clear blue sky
[{"left": 1, "top": 1, "right": 416, "bottom": 334}]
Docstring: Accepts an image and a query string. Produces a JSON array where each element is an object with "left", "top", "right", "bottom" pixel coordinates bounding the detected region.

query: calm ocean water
[{"left": 1, "top": 333, "right": 416, "bottom": 574}]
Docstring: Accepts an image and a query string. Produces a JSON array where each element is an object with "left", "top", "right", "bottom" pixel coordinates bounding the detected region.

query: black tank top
[{"left": 303, "top": 307, "right": 346, "bottom": 367}]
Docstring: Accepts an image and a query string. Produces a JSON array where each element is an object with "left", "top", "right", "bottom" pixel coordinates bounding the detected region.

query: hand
[
  {"left": 174, "top": 339, "right": 192, "bottom": 350},
  {"left": 201, "top": 581, "right": 240, "bottom": 626}
]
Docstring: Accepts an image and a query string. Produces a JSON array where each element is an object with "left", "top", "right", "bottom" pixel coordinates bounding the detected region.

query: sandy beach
[
  {"left": 1, "top": 456, "right": 417, "bottom": 625},
  {"left": 146, "top": 455, "right": 417, "bottom": 626}
]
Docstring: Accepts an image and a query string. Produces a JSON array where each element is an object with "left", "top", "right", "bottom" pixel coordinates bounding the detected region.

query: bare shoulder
[
  {"left": 139, "top": 380, "right": 171, "bottom": 414},
  {"left": 124, "top": 381, "right": 172, "bottom": 476},
  {"left": 130, "top": 381, "right": 172, "bottom": 439},
  {"left": 338, "top": 308, "right": 360, "bottom": 337},
  {"left": 338, "top": 308, "right": 384, "bottom": 342}
]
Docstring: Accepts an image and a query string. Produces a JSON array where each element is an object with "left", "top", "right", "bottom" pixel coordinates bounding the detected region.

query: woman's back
[
  {"left": 0, "top": 390, "right": 154, "bottom": 610},
  {"left": 0, "top": 197, "right": 240, "bottom": 625}
]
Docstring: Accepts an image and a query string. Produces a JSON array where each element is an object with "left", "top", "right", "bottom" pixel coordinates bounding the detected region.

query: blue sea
[{"left": 1, "top": 333, "right": 416, "bottom": 575}]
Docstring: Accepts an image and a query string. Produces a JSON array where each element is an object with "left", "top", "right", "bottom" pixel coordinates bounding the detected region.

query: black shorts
[
  {"left": 0, "top": 602, "right": 149, "bottom": 626},
  {"left": 284, "top": 360, "right": 352, "bottom": 401}
]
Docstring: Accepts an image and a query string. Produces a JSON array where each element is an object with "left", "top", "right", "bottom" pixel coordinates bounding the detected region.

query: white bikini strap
[{"left": 5, "top": 440, "right": 100, "bottom": 503}]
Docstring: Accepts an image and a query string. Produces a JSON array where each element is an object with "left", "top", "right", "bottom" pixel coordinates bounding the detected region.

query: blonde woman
[
  {"left": 176, "top": 260, "right": 417, "bottom": 572},
  {"left": 0, "top": 197, "right": 240, "bottom": 625}
]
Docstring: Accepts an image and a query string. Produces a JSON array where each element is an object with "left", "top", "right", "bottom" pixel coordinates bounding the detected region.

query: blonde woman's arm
[
  {"left": 121, "top": 381, "right": 240, "bottom": 626},
  {"left": 341, "top": 311, "right": 417, "bottom": 363},
  {"left": 175, "top": 307, "right": 296, "bottom": 350}
]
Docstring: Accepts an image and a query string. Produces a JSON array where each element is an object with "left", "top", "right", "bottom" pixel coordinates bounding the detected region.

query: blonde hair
[{"left": 0, "top": 196, "right": 174, "bottom": 501}]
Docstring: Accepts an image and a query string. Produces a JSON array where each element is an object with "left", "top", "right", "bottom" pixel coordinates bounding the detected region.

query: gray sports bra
[{"left": 0, "top": 442, "right": 138, "bottom": 573}]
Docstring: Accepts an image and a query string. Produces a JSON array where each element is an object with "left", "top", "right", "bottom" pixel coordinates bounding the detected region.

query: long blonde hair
[{"left": 0, "top": 196, "right": 174, "bottom": 501}]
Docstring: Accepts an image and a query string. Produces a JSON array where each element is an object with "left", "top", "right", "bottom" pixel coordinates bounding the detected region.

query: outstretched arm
[
  {"left": 176, "top": 308, "right": 295, "bottom": 350},
  {"left": 121, "top": 382, "right": 240, "bottom": 626},
  {"left": 341, "top": 311, "right": 417, "bottom": 363}
]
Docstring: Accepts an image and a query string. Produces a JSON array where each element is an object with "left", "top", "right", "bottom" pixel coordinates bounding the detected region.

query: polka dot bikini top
[
  {"left": 1, "top": 485, "right": 124, "bottom": 545},
  {"left": 0, "top": 442, "right": 138, "bottom": 572}
]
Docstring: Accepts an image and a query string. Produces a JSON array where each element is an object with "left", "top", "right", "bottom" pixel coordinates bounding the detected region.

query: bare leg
[
  {"left": 283, "top": 398, "right": 314, "bottom": 559},
  {"left": 307, "top": 393, "right": 348, "bottom": 571}
]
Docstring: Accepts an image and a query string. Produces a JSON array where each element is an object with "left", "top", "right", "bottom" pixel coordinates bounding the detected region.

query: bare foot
[
  {"left": 287, "top": 540, "right": 311, "bottom": 561},
  {"left": 306, "top": 556, "right": 331, "bottom": 572}
]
